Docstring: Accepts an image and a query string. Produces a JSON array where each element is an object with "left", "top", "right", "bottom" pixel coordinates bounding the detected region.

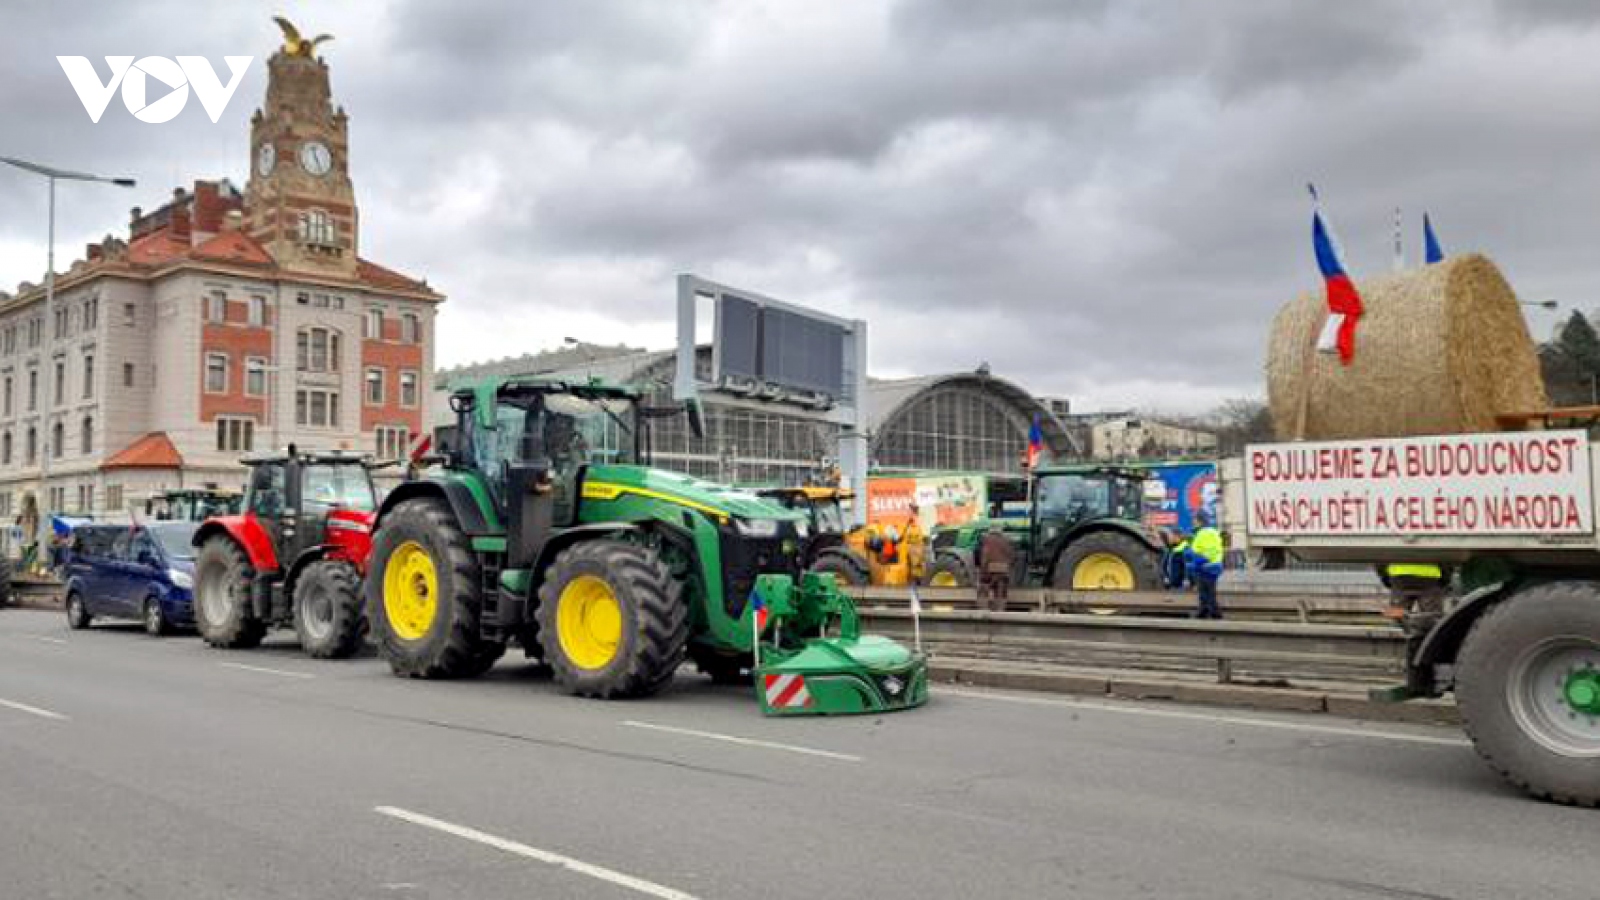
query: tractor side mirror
[{"left": 685, "top": 397, "right": 706, "bottom": 441}]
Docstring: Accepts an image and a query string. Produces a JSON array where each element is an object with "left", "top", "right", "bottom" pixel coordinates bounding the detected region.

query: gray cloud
[{"left": 3, "top": 0, "right": 1600, "bottom": 412}]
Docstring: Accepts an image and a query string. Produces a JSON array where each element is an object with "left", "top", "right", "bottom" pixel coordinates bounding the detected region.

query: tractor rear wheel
[
  {"left": 294, "top": 559, "right": 365, "bottom": 659},
  {"left": 536, "top": 539, "right": 687, "bottom": 699},
  {"left": 193, "top": 536, "right": 266, "bottom": 649},
  {"left": 809, "top": 549, "right": 870, "bottom": 587},
  {"left": 1457, "top": 582, "right": 1600, "bottom": 807},
  {"left": 1052, "top": 532, "right": 1161, "bottom": 592},
  {"left": 366, "top": 497, "right": 498, "bottom": 678},
  {"left": 925, "top": 552, "right": 973, "bottom": 588}
]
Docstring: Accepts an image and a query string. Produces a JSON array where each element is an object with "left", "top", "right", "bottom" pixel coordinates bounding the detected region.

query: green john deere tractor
[
  {"left": 925, "top": 465, "right": 1163, "bottom": 592},
  {"left": 364, "top": 376, "right": 927, "bottom": 715}
]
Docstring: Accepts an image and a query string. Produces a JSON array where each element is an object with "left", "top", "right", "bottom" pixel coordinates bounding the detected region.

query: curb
[{"left": 929, "top": 661, "right": 1460, "bottom": 727}]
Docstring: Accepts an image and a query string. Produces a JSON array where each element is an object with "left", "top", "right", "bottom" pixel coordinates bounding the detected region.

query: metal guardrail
[
  {"left": 848, "top": 586, "right": 1388, "bottom": 624},
  {"left": 857, "top": 608, "right": 1407, "bottom": 685}
]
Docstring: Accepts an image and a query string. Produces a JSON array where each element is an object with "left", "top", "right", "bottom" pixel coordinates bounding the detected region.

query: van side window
[{"left": 110, "top": 528, "right": 134, "bottom": 562}]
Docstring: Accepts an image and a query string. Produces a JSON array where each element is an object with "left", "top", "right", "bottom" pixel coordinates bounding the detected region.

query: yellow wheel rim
[
  {"left": 1072, "top": 552, "right": 1135, "bottom": 590},
  {"left": 929, "top": 571, "right": 959, "bottom": 588},
  {"left": 384, "top": 540, "right": 439, "bottom": 641},
  {"left": 556, "top": 575, "right": 623, "bottom": 671}
]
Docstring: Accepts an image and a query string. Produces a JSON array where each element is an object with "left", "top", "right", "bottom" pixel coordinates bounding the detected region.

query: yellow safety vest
[
  {"left": 1190, "top": 527, "right": 1224, "bottom": 564},
  {"left": 1387, "top": 563, "right": 1443, "bottom": 580}
]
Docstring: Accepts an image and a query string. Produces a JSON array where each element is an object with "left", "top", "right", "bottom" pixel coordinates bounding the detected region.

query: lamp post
[
  {"left": 1519, "top": 300, "right": 1560, "bottom": 311},
  {"left": 0, "top": 156, "right": 135, "bottom": 550}
]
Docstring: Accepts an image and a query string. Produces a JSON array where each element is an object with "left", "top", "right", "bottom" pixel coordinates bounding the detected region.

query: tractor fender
[
  {"left": 1413, "top": 581, "right": 1512, "bottom": 674},
  {"left": 377, "top": 478, "right": 494, "bottom": 536},
  {"left": 528, "top": 519, "right": 703, "bottom": 598},
  {"left": 192, "top": 515, "right": 279, "bottom": 574}
]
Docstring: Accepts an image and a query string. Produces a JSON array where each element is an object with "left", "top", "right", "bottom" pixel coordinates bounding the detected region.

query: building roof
[
  {"left": 866, "top": 370, "right": 1081, "bottom": 457},
  {"left": 102, "top": 432, "right": 184, "bottom": 470}
]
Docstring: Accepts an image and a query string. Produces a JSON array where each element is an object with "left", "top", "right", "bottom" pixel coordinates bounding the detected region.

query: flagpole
[
  {"left": 1392, "top": 206, "right": 1403, "bottom": 272},
  {"left": 750, "top": 595, "right": 761, "bottom": 672},
  {"left": 909, "top": 583, "right": 923, "bottom": 654}
]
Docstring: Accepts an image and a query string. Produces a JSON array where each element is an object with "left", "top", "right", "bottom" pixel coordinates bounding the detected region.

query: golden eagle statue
[{"left": 273, "top": 16, "right": 334, "bottom": 58}]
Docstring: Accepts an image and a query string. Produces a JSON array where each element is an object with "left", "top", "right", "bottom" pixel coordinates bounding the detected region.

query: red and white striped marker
[{"left": 763, "top": 673, "right": 813, "bottom": 710}]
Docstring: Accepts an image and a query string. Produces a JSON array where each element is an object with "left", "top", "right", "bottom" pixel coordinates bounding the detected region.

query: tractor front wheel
[
  {"left": 193, "top": 536, "right": 266, "bottom": 649},
  {"left": 294, "top": 559, "right": 366, "bottom": 659},
  {"left": 536, "top": 539, "right": 688, "bottom": 699},
  {"left": 809, "top": 549, "right": 871, "bottom": 587},
  {"left": 924, "top": 552, "right": 973, "bottom": 588},
  {"left": 366, "top": 498, "right": 498, "bottom": 678}
]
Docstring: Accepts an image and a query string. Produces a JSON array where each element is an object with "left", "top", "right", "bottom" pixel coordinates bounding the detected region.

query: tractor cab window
[
  {"left": 1035, "top": 474, "right": 1111, "bottom": 522},
  {"left": 303, "top": 464, "right": 376, "bottom": 514},
  {"left": 812, "top": 500, "right": 844, "bottom": 534},
  {"left": 248, "top": 465, "right": 286, "bottom": 519},
  {"left": 544, "top": 394, "right": 636, "bottom": 469}
]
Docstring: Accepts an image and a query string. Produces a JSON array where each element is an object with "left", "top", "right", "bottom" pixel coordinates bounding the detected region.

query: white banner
[{"left": 1245, "top": 431, "right": 1593, "bottom": 536}]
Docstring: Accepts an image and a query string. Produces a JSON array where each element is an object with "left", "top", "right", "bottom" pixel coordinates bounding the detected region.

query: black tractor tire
[
  {"left": 536, "top": 539, "right": 688, "bottom": 699},
  {"left": 294, "top": 560, "right": 366, "bottom": 660},
  {"left": 143, "top": 597, "right": 171, "bottom": 637},
  {"left": 1456, "top": 582, "right": 1600, "bottom": 808},
  {"left": 366, "top": 497, "right": 499, "bottom": 679},
  {"left": 0, "top": 555, "right": 13, "bottom": 607},
  {"left": 808, "top": 549, "right": 870, "bottom": 587},
  {"left": 193, "top": 536, "right": 267, "bottom": 649},
  {"left": 924, "top": 552, "right": 973, "bottom": 588},
  {"left": 1051, "top": 531, "right": 1162, "bottom": 591},
  {"left": 65, "top": 590, "right": 91, "bottom": 630},
  {"left": 461, "top": 643, "right": 507, "bottom": 677}
]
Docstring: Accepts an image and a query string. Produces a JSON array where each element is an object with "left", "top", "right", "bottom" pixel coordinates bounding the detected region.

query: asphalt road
[{"left": 0, "top": 607, "right": 1593, "bottom": 900}]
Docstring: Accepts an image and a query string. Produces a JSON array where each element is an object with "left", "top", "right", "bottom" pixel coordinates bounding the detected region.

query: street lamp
[
  {"left": 0, "top": 156, "right": 135, "bottom": 549},
  {"left": 1520, "top": 300, "right": 1560, "bottom": 310}
]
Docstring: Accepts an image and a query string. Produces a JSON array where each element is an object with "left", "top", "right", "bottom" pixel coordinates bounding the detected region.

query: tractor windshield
[
  {"left": 303, "top": 463, "right": 377, "bottom": 514},
  {"left": 1036, "top": 474, "right": 1112, "bottom": 521}
]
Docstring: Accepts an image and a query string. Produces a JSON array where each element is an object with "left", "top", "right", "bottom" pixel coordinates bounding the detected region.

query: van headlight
[
  {"left": 735, "top": 518, "right": 780, "bottom": 538},
  {"left": 169, "top": 568, "right": 194, "bottom": 589}
]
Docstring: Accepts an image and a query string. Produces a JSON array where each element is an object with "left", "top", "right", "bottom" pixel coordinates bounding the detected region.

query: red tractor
[{"left": 191, "top": 448, "right": 377, "bottom": 658}]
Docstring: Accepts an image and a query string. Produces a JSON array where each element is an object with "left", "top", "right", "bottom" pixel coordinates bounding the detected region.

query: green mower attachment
[{"left": 750, "top": 573, "right": 929, "bottom": 717}]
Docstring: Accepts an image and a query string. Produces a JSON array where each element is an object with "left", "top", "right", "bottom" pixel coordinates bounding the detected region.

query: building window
[
  {"left": 80, "top": 416, "right": 92, "bottom": 455},
  {"left": 2, "top": 431, "right": 11, "bottom": 466},
  {"left": 401, "top": 313, "right": 420, "bottom": 344},
  {"left": 123, "top": 362, "right": 135, "bottom": 387},
  {"left": 245, "top": 357, "right": 268, "bottom": 397},
  {"left": 332, "top": 296, "right": 345, "bottom": 310},
  {"left": 25, "top": 427, "right": 36, "bottom": 465},
  {"left": 205, "top": 353, "right": 228, "bottom": 394},
  {"left": 27, "top": 369, "right": 37, "bottom": 411},
  {"left": 206, "top": 290, "right": 227, "bottom": 323},
  {"left": 364, "top": 308, "right": 383, "bottom": 340},
  {"left": 49, "top": 486, "right": 64, "bottom": 512},
  {"left": 365, "top": 367, "right": 385, "bottom": 405},
  {"left": 400, "top": 370, "right": 418, "bottom": 408},
  {"left": 53, "top": 360, "right": 65, "bottom": 405},
  {"left": 54, "top": 306, "right": 68, "bottom": 339},
  {"left": 248, "top": 295, "right": 267, "bottom": 327},
  {"left": 3, "top": 327, "right": 14, "bottom": 354},
  {"left": 77, "top": 484, "right": 93, "bottom": 513},
  {"left": 295, "top": 327, "right": 340, "bottom": 373},
  {"left": 216, "top": 416, "right": 255, "bottom": 453},
  {"left": 28, "top": 317, "right": 40, "bottom": 347},
  {"left": 51, "top": 421, "right": 63, "bottom": 459},
  {"left": 296, "top": 291, "right": 310, "bottom": 306},
  {"left": 122, "top": 303, "right": 136, "bottom": 326},
  {"left": 106, "top": 484, "right": 123, "bottom": 512},
  {"left": 295, "top": 389, "right": 340, "bottom": 428},
  {"left": 83, "top": 298, "right": 98, "bottom": 330},
  {"left": 81, "top": 353, "right": 94, "bottom": 399},
  {"left": 3, "top": 375, "right": 11, "bottom": 417},
  {"left": 375, "top": 425, "right": 409, "bottom": 460},
  {"left": 299, "top": 210, "right": 337, "bottom": 246}
]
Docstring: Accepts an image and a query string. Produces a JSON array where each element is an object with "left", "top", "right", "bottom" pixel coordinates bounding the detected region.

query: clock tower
[{"left": 244, "top": 42, "right": 358, "bottom": 277}]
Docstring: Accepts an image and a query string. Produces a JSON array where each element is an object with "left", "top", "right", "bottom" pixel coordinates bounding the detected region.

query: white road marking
[
  {"left": 621, "top": 720, "right": 863, "bottom": 762},
  {"left": 374, "top": 806, "right": 700, "bottom": 900},
  {"left": 942, "top": 687, "right": 1473, "bottom": 748},
  {"left": 21, "top": 634, "right": 67, "bottom": 644},
  {"left": 217, "top": 662, "right": 315, "bottom": 680},
  {"left": 0, "top": 696, "right": 69, "bottom": 721}
]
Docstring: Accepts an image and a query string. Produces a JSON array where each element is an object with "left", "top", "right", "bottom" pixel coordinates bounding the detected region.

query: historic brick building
[{"left": 0, "top": 38, "right": 439, "bottom": 519}]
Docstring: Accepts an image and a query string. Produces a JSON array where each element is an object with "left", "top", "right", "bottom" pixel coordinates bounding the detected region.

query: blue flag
[{"left": 1423, "top": 213, "right": 1444, "bottom": 264}]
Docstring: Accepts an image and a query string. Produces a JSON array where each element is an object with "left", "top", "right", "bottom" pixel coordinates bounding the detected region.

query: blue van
[{"left": 64, "top": 522, "right": 199, "bottom": 635}]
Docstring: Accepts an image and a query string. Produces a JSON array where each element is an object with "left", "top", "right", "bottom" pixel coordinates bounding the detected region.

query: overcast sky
[{"left": 2, "top": 0, "right": 1597, "bottom": 412}]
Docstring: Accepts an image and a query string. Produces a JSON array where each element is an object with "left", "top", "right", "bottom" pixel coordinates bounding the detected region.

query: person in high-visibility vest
[
  {"left": 1381, "top": 562, "right": 1448, "bottom": 630},
  {"left": 1161, "top": 529, "right": 1190, "bottom": 590},
  {"left": 1184, "top": 510, "right": 1225, "bottom": 619}
]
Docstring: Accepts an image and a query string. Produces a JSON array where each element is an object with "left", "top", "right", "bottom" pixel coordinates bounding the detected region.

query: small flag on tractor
[
  {"left": 1025, "top": 413, "right": 1044, "bottom": 470},
  {"left": 1308, "top": 184, "right": 1364, "bottom": 365},
  {"left": 749, "top": 588, "right": 768, "bottom": 669},
  {"left": 1423, "top": 213, "right": 1444, "bottom": 264}
]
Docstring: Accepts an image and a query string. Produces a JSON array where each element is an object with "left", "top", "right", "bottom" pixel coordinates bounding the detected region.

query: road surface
[{"left": 0, "top": 608, "right": 1591, "bottom": 899}]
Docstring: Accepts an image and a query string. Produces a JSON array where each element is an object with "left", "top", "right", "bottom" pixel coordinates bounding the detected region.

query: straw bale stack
[{"left": 1267, "top": 253, "right": 1547, "bottom": 440}]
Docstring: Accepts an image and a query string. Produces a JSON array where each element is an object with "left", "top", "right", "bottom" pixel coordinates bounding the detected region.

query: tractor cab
[
  {"left": 144, "top": 488, "right": 242, "bottom": 522},
  {"left": 757, "top": 485, "right": 873, "bottom": 586},
  {"left": 190, "top": 447, "right": 377, "bottom": 658}
]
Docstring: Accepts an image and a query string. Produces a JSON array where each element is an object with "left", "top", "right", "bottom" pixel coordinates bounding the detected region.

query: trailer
[{"left": 1243, "top": 427, "right": 1600, "bottom": 806}]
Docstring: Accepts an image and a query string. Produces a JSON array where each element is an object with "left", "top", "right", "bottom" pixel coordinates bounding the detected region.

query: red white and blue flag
[
  {"left": 1025, "top": 413, "right": 1044, "bottom": 469},
  {"left": 750, "top": 589, "right": 769, "bottom": 634},
  {"left": 1309, "top": 184, "right": 1363, "bottom": 365}
]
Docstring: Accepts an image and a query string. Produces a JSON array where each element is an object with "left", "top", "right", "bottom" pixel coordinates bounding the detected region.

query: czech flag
[
  {"left": 1423, "top": 213, "right": 1444, "bottom": 264},
  {"left": 1310, "top": 187, "right": 1363, "bottom": 365},
  {"left": 1025, "top": 413, "right": 1044, "bottom": 469},
  {"left": 750, "top": 588, "right": 769, "bottom": 634}
]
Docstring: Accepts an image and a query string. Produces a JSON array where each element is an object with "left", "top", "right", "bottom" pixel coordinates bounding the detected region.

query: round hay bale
[{"left": 1267, "top": 253, "right": 1548, "bottom": 440}]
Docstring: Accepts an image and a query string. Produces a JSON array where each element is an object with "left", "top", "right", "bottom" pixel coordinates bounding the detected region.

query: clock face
[
  {"left": 300, "top": 141, "right": 333, "bottom": 176},
  {"left": 257, "top": 142, "right": 275, "bottom": 176}
]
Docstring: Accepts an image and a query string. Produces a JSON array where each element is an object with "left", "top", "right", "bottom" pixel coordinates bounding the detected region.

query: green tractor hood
[{"left": 583, "top": 465, "right": 807, "bottom": 524}]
